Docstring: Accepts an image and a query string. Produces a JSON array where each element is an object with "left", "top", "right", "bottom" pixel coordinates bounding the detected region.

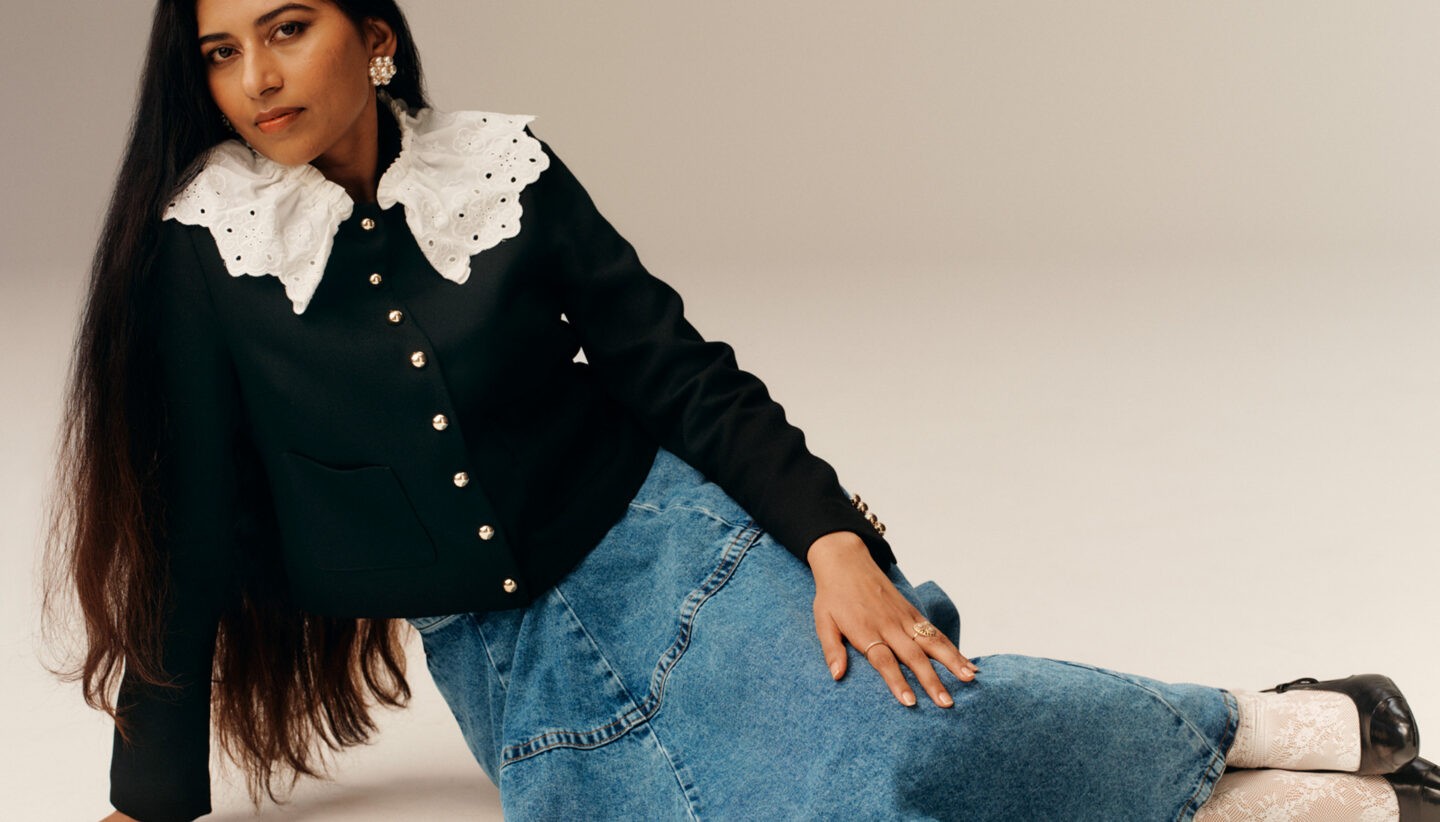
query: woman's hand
[
  {"left": 99, "top": 812, "right": 138, "bottom": 822},
  {"left": 808, "top": 531, "right": 977, "bottom": 707}
]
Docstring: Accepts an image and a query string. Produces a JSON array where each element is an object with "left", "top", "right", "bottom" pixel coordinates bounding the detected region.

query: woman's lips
[{"left": 255, "top": 108, "right": 303, "bottom": 134}]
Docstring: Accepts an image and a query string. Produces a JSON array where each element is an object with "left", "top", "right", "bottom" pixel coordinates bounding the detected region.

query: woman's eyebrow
[{"left": 198, "top": 3, "right": 317, "bottom": 46}]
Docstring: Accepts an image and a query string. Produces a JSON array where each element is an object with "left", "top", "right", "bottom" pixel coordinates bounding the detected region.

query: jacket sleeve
[
  {"left": 109, "top": 221, "right": 243, "bottom": 822},
  {"left": 534, "top": 135, "right": 896, "bottom": 570}
]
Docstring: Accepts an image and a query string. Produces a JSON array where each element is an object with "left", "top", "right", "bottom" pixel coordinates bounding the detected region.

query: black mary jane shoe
[
  {"left": 1386, "top": 756, "right": 1440, "bottom": 822},
  {"left": 1261, "top": 674, "right": 1420, "bottom": 775}
]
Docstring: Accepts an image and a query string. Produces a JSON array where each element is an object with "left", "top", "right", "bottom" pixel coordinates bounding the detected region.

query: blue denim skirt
[{"left": 405, "top": 447, "right": 1239, "bottom": 821}]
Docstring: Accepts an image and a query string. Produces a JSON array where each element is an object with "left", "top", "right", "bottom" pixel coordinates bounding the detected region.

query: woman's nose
[{"left": 240, "top": 51, "right": 282, "bottom": 100}]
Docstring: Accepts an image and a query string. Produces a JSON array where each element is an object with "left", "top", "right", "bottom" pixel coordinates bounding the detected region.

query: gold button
[
  {"left": 477, "top": 524, "right": 495, "bottom": 541},
  {"left": 410, "top": 351, "right": 426, "bottom": 368},
  {"left": 387, "top": 309, "right": 404, "bottom": 324},
  {"left": 453, "top": 471, "right": 469, "bottom": 487},
  {"left": 875, "top": 522, "right": 887, "bottom": 536},
  {"left": 368, "top": 273, "right": 383, "bottom": 286},
  {"left": 432, "top": 413, "right": 449, "bottom": 430},
  {"left": 502, "top": 578, "right": 518, "bottom": 593},
  {"left": 361, "top": 217, "right": 376, "bottom": 230}
]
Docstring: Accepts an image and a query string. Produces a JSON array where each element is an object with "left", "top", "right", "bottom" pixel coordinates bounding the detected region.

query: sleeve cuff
[{"left": 764, "top": 489, "right": 897, "bottom": 570}]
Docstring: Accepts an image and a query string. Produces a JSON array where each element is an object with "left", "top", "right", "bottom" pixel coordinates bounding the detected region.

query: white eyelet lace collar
[{"left": 164, "top": 92, "right": 550, "bottom": 314}]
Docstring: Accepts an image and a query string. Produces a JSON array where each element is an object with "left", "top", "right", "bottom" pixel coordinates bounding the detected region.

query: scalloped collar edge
[{"left": 163, "top": 92, "right": 550, "bottom": 314}]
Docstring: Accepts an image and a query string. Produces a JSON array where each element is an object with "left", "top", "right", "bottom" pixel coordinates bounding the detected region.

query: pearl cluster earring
[
  {"left": 220, "top": 113, "right": 235, "bottom": 132},
  {"left": 369, "top": 55, "right": 397, "bottom": 87}
]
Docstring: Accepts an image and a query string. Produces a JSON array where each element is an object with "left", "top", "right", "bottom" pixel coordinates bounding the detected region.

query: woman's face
[{"left": 195, "top": 0, "right": 394, "bottom": 167}]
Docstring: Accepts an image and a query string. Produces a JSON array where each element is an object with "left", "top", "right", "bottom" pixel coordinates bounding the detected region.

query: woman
[{"left": 41, "top": 1, "right": 1436, "bottom": 820}]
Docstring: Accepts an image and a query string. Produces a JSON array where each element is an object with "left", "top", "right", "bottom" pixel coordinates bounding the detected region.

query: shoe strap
[{"left": 1263, "top": 676, "right": 1319, "bottom": 693}]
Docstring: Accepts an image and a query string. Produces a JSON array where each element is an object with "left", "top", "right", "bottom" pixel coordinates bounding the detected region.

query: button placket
[
  {"left": 364, "top": 243, "right": 516, "bottom": 599},
  {"left": 354, "top": 208, "right": 515, "bottom": 593},
  {"left": 383, "top": 300, "right": 469, "bottom": 515}
]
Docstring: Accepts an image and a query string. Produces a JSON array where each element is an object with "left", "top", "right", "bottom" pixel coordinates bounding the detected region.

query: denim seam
[
  {"left": 476, "top": 619, "right": 509, "bottom": 694},
  {"left": 410, "top": 612, "right": 464, "bottom": 635},
  {"left": 1175, "top": 686, "right": 1239, "bottom": 821},
  {"left": 630, "top": 716, "right": 704, "bottom": 821},
  {"left": 498, "top": 520, "right": 763, "bottom": 769},
  {"left": 499, "top": 585, "right": 652, "bottom": 759},
  {"left": 1048, "top": 659, "right": 1224, "bottom": 758},
  {"left": 1048, "top": 658, "right": 1238, "bottom": 821},
  {"left": 641, "top": 520, "right": 757, "bottom": 705},
  {"left": 626, "top": 500, "right": 746, "bottom": 530}
]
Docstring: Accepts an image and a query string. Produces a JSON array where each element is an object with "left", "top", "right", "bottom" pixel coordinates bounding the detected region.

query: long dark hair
[{"left": 40, "top": 0, "right": 431, "bottom": 810}]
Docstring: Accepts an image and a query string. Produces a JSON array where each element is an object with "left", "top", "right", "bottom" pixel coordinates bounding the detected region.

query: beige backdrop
[{"left": 4, "top": 2, "right": 1437, "bottom": 819}]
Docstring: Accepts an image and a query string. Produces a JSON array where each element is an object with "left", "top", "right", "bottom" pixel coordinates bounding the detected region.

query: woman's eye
[
  {"left": 274, "top": 21, "right": 307, "bottom": 40},
  {"left": 204, "top": 21, "right": 305, "bottom": 64}
]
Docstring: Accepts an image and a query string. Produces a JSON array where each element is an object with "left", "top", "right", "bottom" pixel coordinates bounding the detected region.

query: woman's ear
[{"left": 364, "top": 17, "right": 397, "bottom": 59}]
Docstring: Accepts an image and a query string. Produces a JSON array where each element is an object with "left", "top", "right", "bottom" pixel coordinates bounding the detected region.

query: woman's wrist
[{"left": 807, "top": 530, "right": 872, "bottom": 570}]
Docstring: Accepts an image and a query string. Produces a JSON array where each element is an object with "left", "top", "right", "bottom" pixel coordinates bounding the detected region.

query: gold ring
[
  {"left": 861, "top": 639, "right": 887, "bottom": 655},
  {"left": 911, "top": 621, "right": 938, "bottom": 640}
]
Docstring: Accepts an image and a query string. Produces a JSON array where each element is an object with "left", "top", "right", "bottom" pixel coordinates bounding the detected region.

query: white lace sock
[
  {"left": 1195, "top": 768, "right": 1399, "bottom": 822},
  {"left": 1227, "top": 688, "right": 1363, "bottom": 772}
]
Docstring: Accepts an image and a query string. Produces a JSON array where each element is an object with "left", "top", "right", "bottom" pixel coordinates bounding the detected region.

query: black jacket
[{"left": 110, "top": 109, "right": 894, "bottom": 821}]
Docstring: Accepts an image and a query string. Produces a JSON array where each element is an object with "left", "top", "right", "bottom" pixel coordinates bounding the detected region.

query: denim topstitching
[{"left": 499, "top": 519, "right": 763, "bottom": 765}]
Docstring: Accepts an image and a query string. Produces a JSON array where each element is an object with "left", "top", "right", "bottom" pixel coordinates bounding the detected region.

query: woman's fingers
[
  {"left": 887, "top": 628, "right": 957, "bottom": 707},
  {"left": 862, "top": 642, "right": 919, "bottom": 706},
  {"left": 806, "top": 546, "right": 978, "bottom": 706},
  {"left": 911, "top": 616, "right": 977, "bottom": 682},
  {"left": 813, "top": 608, "right": 849, "bottom": 680},
  {"left": 854, "top": 619, "right": 981, "bottom": 708}
]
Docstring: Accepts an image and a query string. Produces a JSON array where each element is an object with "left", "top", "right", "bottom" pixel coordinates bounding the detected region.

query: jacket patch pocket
[{"left": 276, "top": 451, "right": 438, "bottom": 571}]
